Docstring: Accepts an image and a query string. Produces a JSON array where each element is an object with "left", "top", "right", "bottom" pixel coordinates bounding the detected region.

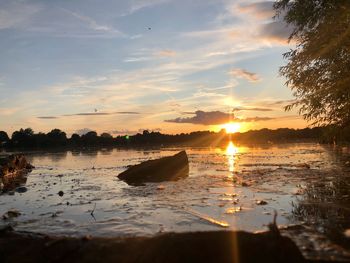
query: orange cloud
[
  {"left": 157, "top": 49, "right": 177, "bottom": 57},
  {"left": 229, "top": 68, "right": 261, "bottom": 83}
]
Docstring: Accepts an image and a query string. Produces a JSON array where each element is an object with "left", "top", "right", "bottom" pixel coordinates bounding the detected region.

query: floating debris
[
  {"left": 256, "top": 200, "right": 268, "bottom": 205},
  {"left": 2, "top": 210, "right": 21, "bottom": 220},
  {"left": 184, "top": 207, "right": 229, "bottom": 227},
  {"left": 225, "top": 206, "right": 242, "bottom": 214}
]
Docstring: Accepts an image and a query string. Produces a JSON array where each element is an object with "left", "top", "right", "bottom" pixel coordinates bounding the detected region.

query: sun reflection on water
[{"left": 226, "top": 141, "right": 238, "bottom": 173}]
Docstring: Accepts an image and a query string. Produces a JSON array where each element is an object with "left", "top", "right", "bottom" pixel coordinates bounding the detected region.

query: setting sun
[{"left": 223, "top": 123, "right": 241, "bottom": 134}]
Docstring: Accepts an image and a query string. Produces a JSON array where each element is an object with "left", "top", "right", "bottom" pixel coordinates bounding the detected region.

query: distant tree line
[{"left": 0, "top": 126, "right": 346, "bottom": 149}]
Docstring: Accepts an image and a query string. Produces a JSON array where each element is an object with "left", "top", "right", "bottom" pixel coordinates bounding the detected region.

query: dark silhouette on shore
[{"left": 0, "top": 126, "right": 348, "bottom": 149}]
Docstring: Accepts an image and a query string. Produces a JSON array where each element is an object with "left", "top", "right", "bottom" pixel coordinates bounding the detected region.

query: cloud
[
  {"left": 157, "top": 49, "right": 177, "bottom": 57},
  {"left": 240, "top": 117, "right": 274, "bottom": 122},
  {"left": 124, "top": 0, "right": 170, "bottom": 15},
  {"left": 232, "top": 106, "right": 273, "bottom": 112},
  {"left": 229, "top": 69, "right": 261, "bottom": 83},
  {"left": 123, "top": 57, "right": 151, "bottom": 62},
  {"left": 37, "top": 111, "right": 140, "bottom": 119},
  {"left": 165, "top": 110, "right": 232, "bottom": 125},
  {"left": 237, "top": 1, "right": 275, "bottom": 19},
  {"left": 63, "top": 9, "right": 124, "bottom": 36},
  {"left": 259, "top": 21, "right": 294, "bottom": 44},
  {"left": 63, "top": 111, "right": 140, "bottom": 116},
  {"left": 165, "top": 110, "right": 275, "bottom": 125},
  {"left": 0, "top": 107, "right": 20, "bottom": 116},
  {"left": 0, "top": 1, "right": 42, "bottom": 29},
  {"left": 257, "top": 99, "right": 296, "bottom": 107},
  {"left": 37, "top": 116, "right": 58, "bottom": 119},
  {"left": 110, "top": 127, "right": 161, "bottom": 135},
  {"left": 110, "top": 129, "right": 138, "bottom": 135},
  {"left": 236, "top": 1, "right": 293, "bottom": 44}
]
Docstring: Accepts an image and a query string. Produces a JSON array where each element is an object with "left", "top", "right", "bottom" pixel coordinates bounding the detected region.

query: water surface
[{"left": 1, "top": 143, "right": 349, "bottom": 260}]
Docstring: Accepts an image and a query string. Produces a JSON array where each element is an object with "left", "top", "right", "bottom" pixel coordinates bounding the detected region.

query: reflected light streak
[
  {"left": 225, "top": 141, "right": 240, "bottom": 263},
  {"left": 226, "top": 141, "right": 238, "bottom": 173}
]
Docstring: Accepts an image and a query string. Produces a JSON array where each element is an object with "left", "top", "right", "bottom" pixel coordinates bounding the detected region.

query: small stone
[
  {"left": 15, "top": 186, "right": 27, "bottom": 193},
  {"left": 256, "top": 200, "right": 268, "bottom": 205},
  {"left": 58, "top": 191, "right": 64, "bottom": 197},
  {"left": 157, "top": 185, "right": 165, "bottom": 190}
]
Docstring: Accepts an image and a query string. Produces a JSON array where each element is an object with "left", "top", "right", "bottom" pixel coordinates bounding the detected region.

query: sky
[{"left": 0, "top": 0, "right": 308, "bottom": 136}]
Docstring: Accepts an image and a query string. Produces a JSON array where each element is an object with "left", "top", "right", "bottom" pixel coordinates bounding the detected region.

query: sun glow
[
  {"left": 223, "top": 122, "right": 241, "bottom": 134},
  {"left": 226, "top": 141, "right": 238, "bottom": 172}
]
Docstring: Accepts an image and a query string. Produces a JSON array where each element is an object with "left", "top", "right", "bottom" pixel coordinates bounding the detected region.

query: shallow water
[{"left": 1, "top": 143, "right": 350, "bottom": 260}]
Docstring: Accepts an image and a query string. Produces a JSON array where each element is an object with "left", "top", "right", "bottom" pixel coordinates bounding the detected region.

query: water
[{"left": 1, "top": 143, "right": 350, "bottom": 260}]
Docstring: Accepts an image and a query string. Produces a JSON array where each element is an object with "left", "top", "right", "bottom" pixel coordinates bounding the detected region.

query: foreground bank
[{"left": 0, "top": 225, "right": 329, "bottom": 263}]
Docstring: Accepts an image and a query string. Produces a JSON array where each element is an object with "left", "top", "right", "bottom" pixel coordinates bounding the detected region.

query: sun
[{"left": 223, "top": 122, "right": 241, "bottom": 134}]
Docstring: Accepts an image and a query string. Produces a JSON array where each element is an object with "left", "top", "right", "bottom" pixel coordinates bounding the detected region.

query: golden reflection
[{"left": 226, "top": 141, "right": 238, "bottom": 173}]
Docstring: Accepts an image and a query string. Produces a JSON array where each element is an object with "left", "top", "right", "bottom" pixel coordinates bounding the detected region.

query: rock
[
  {"left": 0, "top": 155, "right": 34, "bottom": 177},
  {"left": 118, "top": 151, "right": 189, "bottom": 185},
  {"left": 0, "top": 155, "right": 33, "bottom": 193},
  {"left": 15, "top": 186, "right": 27, "bottom": 193},
  {"left": 256, "top": 200, "right": 268, "bottom": 205},
  {"left": 58, "top": 191, "right": 64, "bottom": 197}
]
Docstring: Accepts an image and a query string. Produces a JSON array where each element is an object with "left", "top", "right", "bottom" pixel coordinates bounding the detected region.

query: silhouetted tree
[
  {"left": 101, "top": 133, "right": 113, "bottom": 139},
  {"left": 81, "top": 131, "right": 98, "bottom": 145},
  {"left": 11, "top": 128, "right": 35, "bottom": 146},
  {"left": 71, "top": 133, "right": 80, "bottom": 139},
  {"left": 100, "top": 132, "right": 114, "bottom": 145},
  {"left": 47, "top": 129, "right": 67, "bottom": 146},
  {"left": 0, "top": 126, "right": 336, "bottom": 148},
  {"left": 0, "top": 131, "right": 9, "bottom": 144},
  {"left": 274, "top": 0, "right": 350, "bottom": 127}
]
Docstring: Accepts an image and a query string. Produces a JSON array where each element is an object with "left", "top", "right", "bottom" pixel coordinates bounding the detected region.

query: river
[{"left": 1, "top": 143, "right": 349, "bottom": 260}]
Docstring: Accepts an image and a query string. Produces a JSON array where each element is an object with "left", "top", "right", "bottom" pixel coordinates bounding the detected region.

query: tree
[
  {"left": 274, "top": 0, "right": 350, "bottom": 127},
  {"left": 0, "top": 131, "right": 9, "bottom": 144},
  {"left": 81, "top": 131, "right": 98, "bottom": 145},
  {"left": 47, "top": 129, "right": 67, "bottom": 146},
  {"left": 11, "top": 128, "right": 34, "bottom": 145},
  {"left": 101, "top": 133, "right": 113, "bottom": 139}
]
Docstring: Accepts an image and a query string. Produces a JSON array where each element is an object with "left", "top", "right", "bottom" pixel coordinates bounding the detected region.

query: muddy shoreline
[{"left": 0, "top": 226, "right": 336, "bottom": 263}]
